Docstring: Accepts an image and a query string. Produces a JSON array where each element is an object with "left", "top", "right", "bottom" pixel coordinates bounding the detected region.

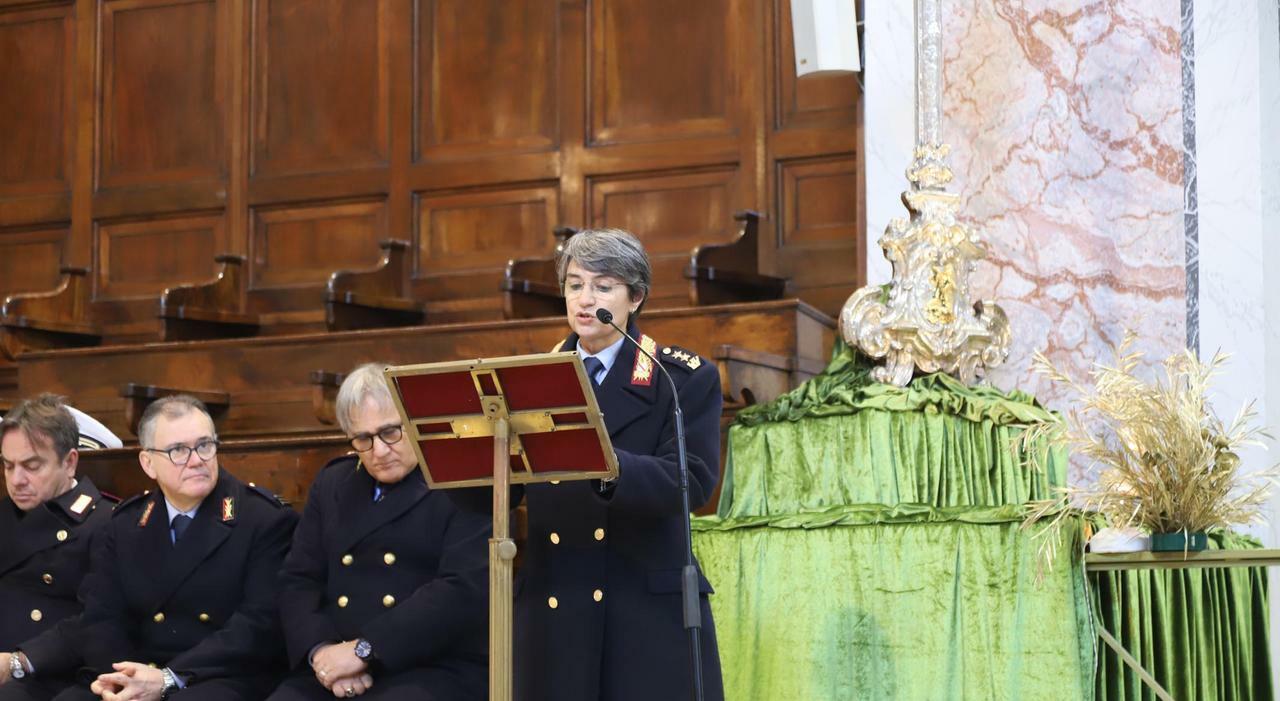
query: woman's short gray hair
[
  {"left": 556, "top": 228, "right": 652, "bottom": 315},
  {"left": 335, "top": 363, "right": 397, "bottom": 435}
]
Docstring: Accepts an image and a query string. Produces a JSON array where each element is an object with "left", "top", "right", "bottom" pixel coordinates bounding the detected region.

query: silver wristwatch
[
  {"left": 9, "top": 652, "right": 25, "bottom": 680},
  {"left": 160, "top": 667, "right": 179, "bottom": 698}
]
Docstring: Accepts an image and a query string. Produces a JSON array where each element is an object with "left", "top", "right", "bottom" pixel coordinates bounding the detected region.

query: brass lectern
[{"left": 384, "top": 352, "right": 617, "bottom": 701}]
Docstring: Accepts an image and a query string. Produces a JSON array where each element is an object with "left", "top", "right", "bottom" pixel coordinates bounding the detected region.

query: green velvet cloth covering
[
  {"left": 693, "top": 341, "right": 1272, "bottom": 700},
  {"left": 693, "top": 508, "right": 1094, "bottom": 700},
  {"left": 1091, "top": 531, "right": 1271, "bottom": 701},
  {"left": 693, "top": 342, "right": 1093, "bottom": 700}
]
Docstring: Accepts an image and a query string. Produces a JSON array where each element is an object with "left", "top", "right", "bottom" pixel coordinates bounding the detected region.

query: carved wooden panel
[
  {"left": 251, "top": 200, "right": 386, "bottom": 289},
  {"left": 251, "top": 0, "right": 390, "bottom": 176},
  {"left": 0, "top": 227, "right": 66, "bottom": 296},
  {"left": 589, "top": 168, "right": 735, "bottom": 255},
  {"left": 0, "top": 5, "right": 73, "bottom": 196},
  {"left": 418, "top": 0, "right": 557, "bottom": 159},
  {"left": 96, "top": 214, "right": 223, "bottom": 300},
  {"left": 99, "top": 0, "right": 226, "bottom": 188},
  {"left": 780, "top": 155, "right": 859, "bottom": 245},
  {"left": 588, "top": 168, "right": 736, "bottom": 308},
  {"left": 417, "top": 185, "right": 557, "bottom": 274},
  {"left": 773, "top": 0, "right": 859, "bottom": 130},
  {"left": 589, "top": 0, "right": 736, "bottom": 145}
]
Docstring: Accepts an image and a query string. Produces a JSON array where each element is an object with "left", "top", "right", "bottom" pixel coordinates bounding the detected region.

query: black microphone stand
[{"left": 596, "top": 308, "right": 705, "bottom": 701}]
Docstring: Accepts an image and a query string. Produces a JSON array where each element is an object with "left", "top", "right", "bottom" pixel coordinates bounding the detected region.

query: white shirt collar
[{"left": 576, "top": 335, "right": 627, "bottom": 381}]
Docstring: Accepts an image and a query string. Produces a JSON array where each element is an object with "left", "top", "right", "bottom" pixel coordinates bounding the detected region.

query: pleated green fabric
[
  {"left": 693, "top": 508, "right": 1094, "bottom": 700},
  {"left": 693, "top": 339, "right": 1272, "bottom": 700},
  {"left": 1091, "top": 531, "right": 1272, "bottom": 701},
  {"left": 693, "top": 340, "right": 1092, "bottom": 700}
]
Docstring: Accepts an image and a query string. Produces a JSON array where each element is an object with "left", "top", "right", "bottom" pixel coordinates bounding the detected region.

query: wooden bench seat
[{"left": 19, "top": 300, "right": 833, "bottom": 444}]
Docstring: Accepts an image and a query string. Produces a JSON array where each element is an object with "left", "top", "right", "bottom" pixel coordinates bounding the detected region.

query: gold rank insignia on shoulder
[
  {"left": 70, "top": 494, "right": 93, "bottom": 515},
  {"left": 661, "top": 345, "right": 703, "bottom": 371},
  {"left": 138, "top": 500, "right": 155, "bottom": 527},
  {"left": 631, "top": 335, "right": 657, "bottom": 386},
  {"left": 221, "top": 497, "right": 235, "bottom": 522}
]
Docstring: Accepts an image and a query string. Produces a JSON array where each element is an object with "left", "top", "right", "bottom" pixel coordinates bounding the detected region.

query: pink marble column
[{"left": 940, "top": 1, "right": 1188, "bottom": 480}]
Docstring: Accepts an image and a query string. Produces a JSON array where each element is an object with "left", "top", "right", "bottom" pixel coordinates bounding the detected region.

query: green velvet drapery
[
  {"left": 693, "top": 341, "right": 1271, "bottom": 700},
  {"left": 693, "top": 342, "right": 1092, "bottom": 700}
]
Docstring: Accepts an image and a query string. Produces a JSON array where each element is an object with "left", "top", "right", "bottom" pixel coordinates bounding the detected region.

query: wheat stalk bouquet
[{"left": 1022, "top": 331, "right": 1277, "bottom": 565}]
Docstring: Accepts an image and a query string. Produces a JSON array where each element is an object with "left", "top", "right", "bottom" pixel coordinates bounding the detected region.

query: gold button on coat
[
  {"left": 549, "top": 532, "right": 560, "bottom": 544},
  {"left": 199, "top": 613, "right": 210, "bottom": 623},
  {"left": 153, "top": 612, "right": 165, "bottom": 623},
  {"left": 547, "top": 596, "right": 558, "bottom": 609},
  {"left": 30, "top": 609, "right": 42, "bottom": 622},
  {"left": 382, "top": 595, "right": 396, "bottom": 608},
  {"left": 56, "top": 530, "right": 68, "bottom": 542},
  {"left": 594, "top": 528, "right": 605, "bottom": 541},
  {"left": 341, "top": 554, "right": 353, "bottom": 566},
  {"left": 337, "top": 596, "right": 349, "bottom": 608},
  {"left": 550, "top": 480, "right": 561, "bottom": 485},
  {"left": 593, "top": 589, "right": 604, "bottom": 602},
  {"left": 42, "top": 573, "right": 53, "bottom": 585},
  {"left": 383, "top": 553, "right": 396, "bottom": 566}
]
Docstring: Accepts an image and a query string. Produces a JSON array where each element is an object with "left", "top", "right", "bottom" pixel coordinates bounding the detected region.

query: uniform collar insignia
[
  {"left": 138, "top": 500, "right": 155, "bottom": 527},
  {"left": 221, "top": 496, "right": 235, "bottom": 522},
  {"left": 631, "top": 334, "right": 657, "bottom": 386},
  {"left": 70, "top": 493, "right": 93, "bottom": 515}
]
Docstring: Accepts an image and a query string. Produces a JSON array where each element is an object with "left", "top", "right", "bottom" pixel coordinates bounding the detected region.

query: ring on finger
[{"left": 345, "top": 686, "right": 355, "bottom": 698}]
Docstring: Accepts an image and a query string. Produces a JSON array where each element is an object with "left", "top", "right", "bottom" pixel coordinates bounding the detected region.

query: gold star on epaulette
[{"left": 661, "top": 346, "right": 703, "bottom": 370}]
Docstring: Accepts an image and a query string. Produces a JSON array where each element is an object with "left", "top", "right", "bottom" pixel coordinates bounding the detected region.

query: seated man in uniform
[
  {"left": 267, "top": 363, "right": 491, "bottom": 701},
  {"left": 0, "top": 395, "right": 117, "bottom": 701},
  {"left": 51, "top": 395, "right": 299, "bottom": 701}
]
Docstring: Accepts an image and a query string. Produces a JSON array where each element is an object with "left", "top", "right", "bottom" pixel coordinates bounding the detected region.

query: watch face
[
  {"left": 354, "top": 639, "right": 372, "bottom": 659},
  {"left": 10, "top": 658, "right": 24, "bottom": 679}
]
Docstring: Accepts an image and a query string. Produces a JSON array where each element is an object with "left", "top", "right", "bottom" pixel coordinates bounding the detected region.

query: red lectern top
[{"left": 383, "top": 351, "right": 618, "bottom": 489}]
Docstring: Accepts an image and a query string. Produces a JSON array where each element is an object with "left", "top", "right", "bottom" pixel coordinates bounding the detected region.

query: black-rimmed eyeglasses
[
  {"left": 349, "top": 425, "right": 404, "bottom": 453},
  {"left": 145, "top": 440, "right": 219, "bottom": 466}
]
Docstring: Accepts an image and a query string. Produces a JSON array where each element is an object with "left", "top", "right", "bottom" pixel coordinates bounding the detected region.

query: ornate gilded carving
[{"left": 839, "top": 0, "right": 1010, "bottom": 387}]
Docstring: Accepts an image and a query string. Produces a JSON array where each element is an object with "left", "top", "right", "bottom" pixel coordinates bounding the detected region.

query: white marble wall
[
  {"left": 867, "top": 0, "right": 1280, "bottom": 684},
  {"left": 1191, "top": 0, "right": 1280, "bottom": 689}
]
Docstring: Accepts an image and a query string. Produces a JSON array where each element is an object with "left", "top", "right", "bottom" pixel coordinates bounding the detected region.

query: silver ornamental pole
[{"left": 839, "top": 0, "right": 1011, "bottom": 387}]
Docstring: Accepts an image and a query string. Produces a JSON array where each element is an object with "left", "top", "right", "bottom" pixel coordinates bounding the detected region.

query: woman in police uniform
[{"left": 516, "top": 228, "right": 724, "bottom": 701}]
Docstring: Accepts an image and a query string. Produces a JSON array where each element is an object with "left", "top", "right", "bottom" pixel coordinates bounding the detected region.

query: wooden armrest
[
  {"left": 309, "top": 370, "right": 349, "bottom": 425},
  {"left": 121, "top": 383, "right": 231, "bottom": 436}
]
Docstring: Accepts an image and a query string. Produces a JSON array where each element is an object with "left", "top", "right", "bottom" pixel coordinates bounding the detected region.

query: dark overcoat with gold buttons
[
  {"left": 0, "top": 477, "right": 113, "bottom": 665},
  {"left": 70, "top": 470, "right": 297, "bottom": 698},
  {"left": 514, "top": 326, "right": 724, "bottom": 701},
  {"left": 274, "top": 455, "right": 491, "bottom": 700}
]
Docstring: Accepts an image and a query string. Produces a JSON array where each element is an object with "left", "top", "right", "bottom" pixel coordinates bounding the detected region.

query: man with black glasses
[
  {"left": 50, "top": 395, "right": 298, "bottom": 701},
  {"left": 267, "top": 363, "right": 490, "bottom": 701}
]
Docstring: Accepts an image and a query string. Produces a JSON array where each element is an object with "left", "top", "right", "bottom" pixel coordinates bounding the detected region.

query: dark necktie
[
  {"left": 583, "top": 357, "right": 604, "bottom": 386},
  {"left": 171, "top": 514, "right": 193, "bottom": 544}
]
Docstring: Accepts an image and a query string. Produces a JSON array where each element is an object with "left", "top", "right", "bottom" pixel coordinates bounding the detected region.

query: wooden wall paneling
[
  {"left": 414, "top": 184, "right": 559, "bottom": 321},
  {"left": 775, "top": 154, "right": 862, "bottom": 315},
  {"left": 416, "top": 0, "right": 558, "bottom": 161},
  {"left": 250, "top": 0, "right": 392, "bottom": 178},
  {"left": 248, "top": 199, "right": 387, "bottom": 316},
  {"left": 97, "top": 0, "right": 228, "bottom": 190},
  {"left": 556, "top": 0, "right": 587, "bottom": 227},
  {"left": 763, "top": 0, "right": 864, "bottom": 317},
  {"left": 0, "top": 4, "right": 74, "bottom": 200},
  {"left": 772, "top": 0, "right": 859, "bottom": 132},
  {"left": 0, "top": 226, "right": 67, "bottom": 296},
  {"left": 587, "top": 167, "right": 737, "bottom": 309},
  {"left": 95, "top": 213, "right": 224, "bottom": 301},
  {"left": 588, "top": 0, "right": 739, "bottom": 146}
]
